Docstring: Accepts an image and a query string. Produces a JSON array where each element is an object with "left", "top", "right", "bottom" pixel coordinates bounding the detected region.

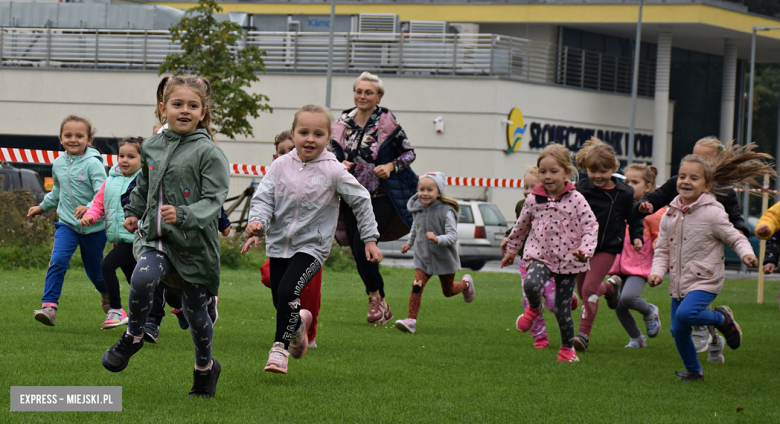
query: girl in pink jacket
[
  {"left": 502, "top": 143, "right": 598, "bottom": 363},
  {"left": 648, "top": 145, "right": 772, "bottom": 381},
  {"left": 244, "top": 104, "right": 381, "bottom": 375},
  {"left": 608, "top": 163, "right": 664, "bottom": 348}
]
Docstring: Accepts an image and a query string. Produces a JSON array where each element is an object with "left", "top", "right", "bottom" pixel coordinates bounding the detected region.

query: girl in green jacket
[{"left": 101, "top": 76, "right": 230, "bottom": 399}]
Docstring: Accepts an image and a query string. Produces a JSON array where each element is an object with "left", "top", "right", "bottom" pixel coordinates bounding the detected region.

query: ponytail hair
[
  {"left": 625, "top": 162, "right": 658, "bottom": 188},
  {"left": 159, "top": 76, "right": 215, "bottom": 141},
  {"left": 681, "top": 141, "right": 775, "bottom": 195}
]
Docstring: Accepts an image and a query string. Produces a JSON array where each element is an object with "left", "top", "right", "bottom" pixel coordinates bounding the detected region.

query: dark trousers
[
  {"left": 269, "top": 253, "right": 322, "bottom": 349},
  {"left": 342, "top": 195, "right": 395, "bottom": 298},
  {"left": 101, "top": 242, "right": 136, "bottom": 310}
]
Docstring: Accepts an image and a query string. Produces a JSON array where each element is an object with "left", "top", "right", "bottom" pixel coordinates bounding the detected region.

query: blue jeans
[
  {"left": 41, "top": 222, "right": 107, "bottom": 305},
  {"left": 670, "top": 290, "right": 723, "bottom": 372}
]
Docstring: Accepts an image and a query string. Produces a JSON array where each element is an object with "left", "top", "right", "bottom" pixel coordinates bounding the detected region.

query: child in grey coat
[{"left": 395, "top": 172, "right": 475, "bottom": 334}]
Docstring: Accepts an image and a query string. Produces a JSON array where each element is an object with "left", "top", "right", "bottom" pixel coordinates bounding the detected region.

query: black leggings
[
  {"left": 270, "top": 253, "right": 322, "bottom": 349},
  {"left": 343, "top": 195, "right": 395, "bottom": 298},
  {"left": 101, "top": 243, "right": 136, "bottom": 310},
  {"left": 128, "top": 251, "right": 214, "bottom": 367},
  {"left": 524, "top": 261, "right": 578, "bottom": 349}
]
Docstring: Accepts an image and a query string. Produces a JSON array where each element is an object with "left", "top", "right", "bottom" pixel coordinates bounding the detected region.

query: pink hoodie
[
  {"left": 651, "top": 193, "right": 754, "bottom": 298},
  {"left": 506, "top": 181, "right": 599, "bottom": 274},
  {"left": 609, "top": 207, "right": 666, "bottom": 279}
]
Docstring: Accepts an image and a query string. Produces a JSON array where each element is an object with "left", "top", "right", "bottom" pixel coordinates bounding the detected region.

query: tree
[{"left": 159, "top": 0, "right": 272, "bottom": 140}]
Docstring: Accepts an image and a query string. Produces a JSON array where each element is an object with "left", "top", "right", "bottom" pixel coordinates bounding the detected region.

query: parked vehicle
[
  {"left": 725, "top": 216, "right": 761, "bottom": 269},
  {"left": 0, "top": 163, "right": 46, "bottom": 203},
  {"left": 378, "top": 199, "right": 509, "bottom": 271}
]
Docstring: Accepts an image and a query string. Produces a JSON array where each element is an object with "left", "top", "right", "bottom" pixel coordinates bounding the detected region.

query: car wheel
[{"left": 465, "top": 260, "right": 485, "bottom": 271}]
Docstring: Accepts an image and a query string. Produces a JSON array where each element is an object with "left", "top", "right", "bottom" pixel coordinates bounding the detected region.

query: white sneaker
[
  {"left": 625, "top": 335, "right": 647, "bottom": 348},
  {"left": 692, "top": 326, "right": 712, "bottom": 353},
  {"left": 394, "top": 318, "right": 417, "bottom": 334},
  {"left": 707, "top": 335, "right": 725, "bottom": 364}
]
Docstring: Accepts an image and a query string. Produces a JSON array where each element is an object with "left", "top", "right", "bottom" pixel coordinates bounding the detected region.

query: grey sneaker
[
  {"left": 395, "top": 318, "right": 417, "bottom": 334},
  {"left": 644, "top": 304, "right": 661, "bottom": 338},
  {"left": 34, "top": 307, "right": 57, "bottom": 326},
  {"left": 264, "top": 342, "right": 289, "bottom": 374},
  {"left": 625, "top": 335, "right": 647, "bottom": 348},
  {"left": 707, "top": 335, "right": 725, "bottom": 364},
  {"left": 462, "top": 274, "right": 475, "bottom": 303},
  {"left": 691, "top": 326, "right": 712, "bottom": 353},
  {"left": 604, "top": 275, "right": 622, "bottom": 310}
]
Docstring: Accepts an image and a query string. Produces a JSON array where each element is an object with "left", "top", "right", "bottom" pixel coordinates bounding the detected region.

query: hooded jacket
[
  {"left": 609, "top": 206, "right": 666, "bottom": 279},
  {"left": 249, "top": 148, "right": 379, "bottom": 266},
  {"left": 576, "top": 176, "right": 643, "bottom": 254},
  {"left": 39, "top": 147, "right": 107, "bottom": 234},
  {"left": 124, "top": 129, "right": 230, "bottom": 296},
  {"left": 506, "top": 181, "right": 599, "bottom": 274},
  {"left": 407, "top": 195, "right": 460, "bottom": 275},
  {"left": 651, "top": 193, "right": 754, "bottom": 298},
  {"left": 84, "top": 165, "right": 141, "bottom": 244}
]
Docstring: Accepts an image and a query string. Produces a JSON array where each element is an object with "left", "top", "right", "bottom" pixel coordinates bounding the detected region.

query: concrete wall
[{"left": 0, "top": 68, "right": 661, "bottom": 222}]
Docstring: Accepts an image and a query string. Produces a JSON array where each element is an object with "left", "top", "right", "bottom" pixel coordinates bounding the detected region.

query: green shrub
[
  {"left": 219, "top": 231, "right": 266, "bottom": 270},
  {"left": 0, "top": 191, "right": 56, "bottom": 247},
  {"left": 324, "top": 242, "right": 354, "bottom": 271}
]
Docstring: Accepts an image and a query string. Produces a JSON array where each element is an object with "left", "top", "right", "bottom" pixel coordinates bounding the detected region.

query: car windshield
[
  {"left": 458, "top": 205, "right": 474, "bottom": 224},
  {"left": 479, "top": 204, "right": 507, "bottom": 226}
]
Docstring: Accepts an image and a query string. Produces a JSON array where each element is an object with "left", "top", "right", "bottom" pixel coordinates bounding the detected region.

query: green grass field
[{"left": 3, "top": 266, "right": 780, "bottom": 423}]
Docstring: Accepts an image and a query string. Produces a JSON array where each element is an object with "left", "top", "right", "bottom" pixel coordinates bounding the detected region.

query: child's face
[
  {"left": 538, "top": 156, "right": 570, "bottom": 197},
  {"left": 587, "top": 165, "right": 616, "bottom": 188},
  {"left": 60, "top": 121, "right": 91, "bottom": 156},
  {"left": 677, "top": 161, "right": 711, "bottom": 205},
  {"left": 522, "top": 173, "right": 541, "bottom": 198},
  {"left": 692, "top": 145, "right": 719, "bottom": 161},
  {"left": 276, "top": 139, "right": 294, "bottom": 156},
  {"left": 625, "top": 169, "right": 653, "bottom": 201},
  {"left": 417, "top": 177, "right": 440, "bottom": 206},
  {"left": 159, "top": 87, "right": 206, "bottom": 135},
  {"left": 293, "top": 112, "right": 330, "bottom": 163},
  {"left": 118, "top": 144, "right": 142, "bottom": 177}
]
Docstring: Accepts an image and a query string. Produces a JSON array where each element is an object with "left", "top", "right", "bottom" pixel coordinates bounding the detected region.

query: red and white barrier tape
[{"left": 3, "top": 148, "right": 780, "bottom": 193}]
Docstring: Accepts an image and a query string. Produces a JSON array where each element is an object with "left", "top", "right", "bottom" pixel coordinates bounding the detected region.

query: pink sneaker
[
  {"left": 533, "top": 337, "right": 550, "bottom": 349},
  {"left": 264, "top": 342, "right": 289, "bottom": 374},
  {"left": 289, "top": 309, "right": 312, "bottom": 359},
  {"left": 102, "top": 308, "right": 128, "bottom": 329},
  {"left": 462, "top": 274, "right": 475, "bottom": 303},
  {"left": 516, "top": 307, "right": 541, "bottom": 332},
  {"left": 557, "top": 346, "right": 580, "bottom": 362}
]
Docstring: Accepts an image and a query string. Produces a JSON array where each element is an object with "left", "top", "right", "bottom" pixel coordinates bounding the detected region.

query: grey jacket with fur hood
[{"left": 407, "top": 195, "right": 460, "bottom": 275}]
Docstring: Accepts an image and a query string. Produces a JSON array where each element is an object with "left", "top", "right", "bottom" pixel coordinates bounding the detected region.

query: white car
[{"left": 378, "top": 199, "right": 509, "bottom": 270}]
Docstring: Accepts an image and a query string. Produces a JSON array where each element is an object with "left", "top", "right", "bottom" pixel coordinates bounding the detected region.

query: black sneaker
[
  {"left": 207, "top": 296, "right": 219, "bottom": 326},
  {"left": 604, "top": 275, "right": 623, "bottom": 310},
  {"left": 143, "top": 318, "right": 159, "bottom": 344},
  {"left": 172, "top": 309, "right": 189, "bottom": 330},
  {"left": 675, "top": 370, "right": 704, "bottom": 381},
  {"left": 572, "top": 332, "right": 590, "bottom": 352},
  {"left": 715, "top": 305, "right": 742, "bottom": 350},
  {"left": 189, "top": 358, "right": 221, "bottom": 398},
  {"left": 102, "top": 333, "right": 144, "bottom": 372}
]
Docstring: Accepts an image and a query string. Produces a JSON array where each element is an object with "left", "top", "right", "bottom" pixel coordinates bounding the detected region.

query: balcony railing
[{"left": 0, "top": 27, "right": 655, "bottom": 96}]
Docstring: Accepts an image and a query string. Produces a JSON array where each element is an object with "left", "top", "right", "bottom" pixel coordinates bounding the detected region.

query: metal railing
[{"left": 0, "top": 27, "right": 655, "bottom": 95}]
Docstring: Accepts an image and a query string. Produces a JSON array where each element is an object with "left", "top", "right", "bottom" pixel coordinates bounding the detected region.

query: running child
[
  {"left": 500, "top": 166, "right": 579, "bottom": 349},
  {"left": 244, "top": 104, "right": 381, "bottom": 374},
  {"left": 28, "top": 115, "right": 108, "bottom": 326},
  {"left": 80, "top": 136, "right": 144, "bottom": 329},
  {"left": 573, "top": 138, "right": 644, "bottom": 352},
  {"left": 502, "top": 143, "right": 598, "bottom": 362},
  {"left": 607, "top": 163, "right": 663, "bottom": 348},
  {"left": 394, "top": 171, "right": 475, "bottom": 334},
  {"left": 101, "top": 76, "right": 230, "bottom": 398},
  {"left": 648, "top": 143, "right": 771, "bottom": 381},
  {"left": 253, "top": 129, "right": 325, "bottom": 348}
]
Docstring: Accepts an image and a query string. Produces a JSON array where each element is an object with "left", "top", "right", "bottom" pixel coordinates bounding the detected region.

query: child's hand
[
  {"left": 500, "top": 237, "right": 508, "bottom": 255},
  {"left": 425, "top": 232, "right": 438, "bottom": 244},
  {"left": 633, "top": 238, "right": 643, "bottom": 251},
  {"left": 245, "top": 221, "right": 263, "bottom": 237},
  {"left": 638, "top": 202, "right": 654, "bottom": 214},
  {"left": 365, "top": 241, "right": 383, "bottom": 263},
  {"left": 572, "top": 250, "right": 591, "bottom": 263},
  {"left": 74, "top": 205, "right": 88, "bottom": 219},
  {"left": 647, "top": 274, "right": 663, "bottom": 287},
  {"left": 342, "top": 160, "right": 354, "bottom": 171},
  {"left": 500, "top": 252, "right": 516, "bottom": 268},
  {"left": 221, "top": 227, "right": 231, "bottom": 237},
  {"left": 241, "top": 236, "right": 260, "bottom": 254},
  {"left": 756, "top": 224, "right": 772, "bottom": 238},
  {"left": 764, "top": 263, "right": 776, "bottom": 274},
  {"left": 373, "top": 163, "right": 394, "bottom": 179},
  {"left": 124, "top": 217, "right": 139, "bottom": 233},
  {"left": 400, "top": 243, "right": 411, "bottom": 254},
  {"left": 80, "top": 215, "right": 94, "bottom": 226},
  {"left": 27, "top": 205, "right": 43, "bottom": 217},
  {"left": 161, "top": 205, "right": 177, "bottom": 225},
  {"left": 743, "top": 254, "right": 758, "bottom": 267}
]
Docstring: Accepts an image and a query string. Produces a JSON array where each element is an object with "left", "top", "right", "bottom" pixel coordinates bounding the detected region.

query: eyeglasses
[{"left": 354, "top": 89, "right": 376, "bottom": 97}]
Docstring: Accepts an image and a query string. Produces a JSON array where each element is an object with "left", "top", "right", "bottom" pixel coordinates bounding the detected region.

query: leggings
[
  {"left": 524, "top": 261, "right": 578, "bottom": 349},
  {"left": 576, "top": 252, "right": 617, "bottom": 337},
  {"left": 101, "top": 242, "right": 136, "bottom": 310},
  {"left": 520, "top": 263, "right": 556, "bottom": 341},
  {"left": 128, "top": 251, "right": 214, "bottom": 367},
  {"left": 406, "top": 269, "right": 468, "bottom": 319},
  {"left": 343, "top": 196, "right": 396, "bottom": 298},
  {"left": 614, "top": 275, "right": 654, "bottom": 339},
  {"left": 269, "top": 253, "right": 322, "bottom": 349}
]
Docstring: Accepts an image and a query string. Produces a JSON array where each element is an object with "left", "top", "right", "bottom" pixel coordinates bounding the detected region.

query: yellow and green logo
[{"left": 505, "top": 107, "right": 526, "bottom": 154}]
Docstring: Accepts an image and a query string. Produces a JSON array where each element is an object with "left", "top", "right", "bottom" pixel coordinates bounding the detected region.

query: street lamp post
[
  {"left": 325, "top": 0, "right": 336, "bottom": 109},
  {"left": 627, "top": 0, "right": 643, "bottom": 165}
]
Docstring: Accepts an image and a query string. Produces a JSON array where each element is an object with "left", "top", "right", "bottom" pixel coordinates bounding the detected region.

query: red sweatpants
[
  {"left": 260, "top": 258, "right": 322, "bottom": 342},
  {"left": 575, "top": 252, "right": 616, "bottom": 337}
]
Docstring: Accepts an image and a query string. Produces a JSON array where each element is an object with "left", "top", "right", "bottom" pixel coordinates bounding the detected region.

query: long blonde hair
[{"left": 680, "top": 141, "right": 775, "bottom": 195}]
